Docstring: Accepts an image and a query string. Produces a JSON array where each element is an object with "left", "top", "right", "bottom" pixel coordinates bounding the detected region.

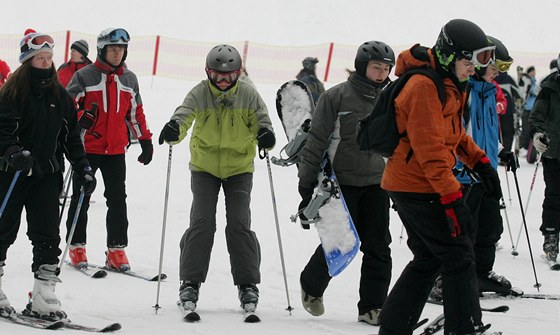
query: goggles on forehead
[
  {"left": 495, "top": 59, "right": 514, "bottom": 73},
  {"left": 206, "top": 68, "right": 241, "bottom": 85},
  {"left": 21, "top": 34, "right": 55, "bottom": 52},
  {"left": 108, "top": 29, "right": 130, "bottom": 43},
  {"left": 468, "top": 45, "right": 496, "bottom": 68}
]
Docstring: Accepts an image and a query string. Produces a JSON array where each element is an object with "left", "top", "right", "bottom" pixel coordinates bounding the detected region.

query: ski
[
  {"left": 65, "top": 261, "right": 107, "bottom": 278},
  {"left": 541, "top": 254, "right": 560, "bottom": 270},
  {"left": 1, "top": 311, "right": 66, "bottom": 330},
  {"left": 89, "top": 263, "right": 166, "bottom": 282},
  {"left": 427, "top": 299, "right": 509, "bottom": 313},
  {"left": 65, "top": 321, "right": 122, "bottom": 332},
  {"left": 367, "top": 317, "right": 428, "bottom": 335},
  {"left": 419, "top": 313, "right": 445, "bottom": 335},
  {"left": 481, "top": 292, "right": 560, "bottom": 300},
  {"left": 242, "top": 303, "right": 260, "bottom": 323},
  {"left": 177, "top": 301, "right": 200, "bottom": 323}
]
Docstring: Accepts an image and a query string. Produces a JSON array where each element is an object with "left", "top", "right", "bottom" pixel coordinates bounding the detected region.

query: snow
[{"left": 2, "top": 1, "right": 560, "bottom": 334}]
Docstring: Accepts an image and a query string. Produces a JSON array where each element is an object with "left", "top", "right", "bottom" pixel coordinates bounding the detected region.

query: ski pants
[
  {"left": 499, "top": 112, "right": 514, "bottom": 153},
  {"left": 0, "top": 172, "right": 62, "bottom": 272},
  {"left": 66, "top": 154, "right": 128, "bottom": 247},
  {"left": 300, "top": 184, "right": 392, "bottom": 314},
  {"left": 540, "top": 157, "right": 560, "bottom": 235},
  {"left": 179, "top": 171, "right": 261, "bottom": 285},
  {"left": 379, "top": 191, "right": 482, "bottom": 335},
  {"left": 520, "top": 109, "right": 532, "bottom": 149}
]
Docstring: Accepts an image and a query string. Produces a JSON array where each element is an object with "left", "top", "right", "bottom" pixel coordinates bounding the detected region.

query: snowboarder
[
  {"left": 0, "top": 29, "right": 95, "bottom": 320},
  {"left": 297, "top": 41, "right": 394, "bottom": 325},
  {"left": 64, "top": 28, "right": 154, "bottom": 271},
  {"left": 378, "top": 19, "right": 502, "bottom": 335},
  {"left": 158, "top": 44, "right": 275, "bottom": 315},
  {"left": 57, "top": 39, "right": 92, "bottom": 88},
  {"left": 296, "top": 57, "right": 325, "bottom": 104}
]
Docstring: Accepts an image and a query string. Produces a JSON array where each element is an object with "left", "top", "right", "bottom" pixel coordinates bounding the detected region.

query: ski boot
[
  {"left": 238, "top": 284, "right": 259, "bottom": 312},
  {"left": 25, "top": 264, "right": 67, "bottom": 321},
  {"left": 543, "top": 233, "right": 559, "bottom": 262},
  {"left": 106, "top": 247, "right": 130, "bottom": 271},
  {"left": 301, "top": 284, "right": 324, "bottom": 316},
  {"left": 0, "top": 262, "right": 15, "bottom": 317},
  {"left": 428, "top": 274, "right": 443, "bottom": 301},
  {"left": 69, "top": 244, "right": 88, "bottom": 268},
  {"left": 358, "top": 308, "right": 381, "bottom": 325},
  {"left": 179, "top": 281, "right": 200, "bottom": 311}
]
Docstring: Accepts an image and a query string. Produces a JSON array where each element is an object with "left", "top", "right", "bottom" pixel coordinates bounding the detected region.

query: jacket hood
[{"left": 394, "top": 44, "right": 436, "bottom": 77}]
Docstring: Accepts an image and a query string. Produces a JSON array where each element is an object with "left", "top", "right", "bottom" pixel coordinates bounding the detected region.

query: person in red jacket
[
  {"left": 64, "top": 28, "right": 153, "bottom": 272},
  {"left": 0, "top": 59, "right": 11, "bottom": 88},
  {"left": 57, "top": 39, "right": 91, "bottom": 87}
]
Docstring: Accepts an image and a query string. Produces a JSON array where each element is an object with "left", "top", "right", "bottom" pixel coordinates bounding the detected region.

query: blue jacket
[{"left": 455, "top": 78, "right": 500, "bottom": 184}]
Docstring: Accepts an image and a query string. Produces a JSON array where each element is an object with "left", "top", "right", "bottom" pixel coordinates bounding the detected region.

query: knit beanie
[
  {"left": 19, "top": 29, "right": 54, "bottom": 63},
  {"left": 71, "top": 40, "right": 89, "bottom": 57}
]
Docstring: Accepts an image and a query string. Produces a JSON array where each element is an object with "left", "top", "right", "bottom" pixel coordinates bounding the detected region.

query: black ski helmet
[
  {"left": 433, "top": 19, "right": 490, "bottom": 72},
  {"left": 354, "top": 41, "right": 395, "bottom": 77},
  {"left": 206, "top": 44, "right": 242, "bottom": 72},
  {"left": 487, "top": 36, "right": 512, "bottom": 63}
]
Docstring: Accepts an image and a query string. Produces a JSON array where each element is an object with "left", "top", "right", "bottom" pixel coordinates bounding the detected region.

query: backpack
[{"left": 357, "top": 67, "right": 446, "bottom": 157}]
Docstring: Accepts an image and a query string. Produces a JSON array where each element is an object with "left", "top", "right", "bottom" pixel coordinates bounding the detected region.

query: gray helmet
[
  {"left": 97, "top": 28, "right": 129, "bottom": 50},
  {"left": 354, "top": 41, "right": 395, "bottom": 77},
  {"left": 206, "top": 44, "right": 242, "bottom": 72},
  {"left": 302, "top": 57, "right": 319, "bottom": 70}
]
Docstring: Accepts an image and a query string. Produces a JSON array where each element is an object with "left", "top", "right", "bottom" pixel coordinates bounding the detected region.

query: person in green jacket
[{"left": 158, "top": 44, "right": 275, "bottom": 315}]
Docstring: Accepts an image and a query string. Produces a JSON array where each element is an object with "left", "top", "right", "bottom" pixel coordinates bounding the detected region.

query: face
[
  {"left": 70, "top": 49, "right": 84, "bottom": 63},
  {"left": 105, "top": 45, "right": 125, "bottom": 67},
  {"left": 31, "top": 52, "right": 53, "bottom": 69},
  {"left": 365, "top": 61, "right": 391, "bottom": 83},
  {"left": 454, "top": 58, "right": 476, "bottom": 82},
  {"left": 481, "top": 64, "right": 499, "bottom": 82}
]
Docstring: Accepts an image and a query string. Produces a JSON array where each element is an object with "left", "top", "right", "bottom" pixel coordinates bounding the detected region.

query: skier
[
  {"left": 64, "top": 28, "right": 154, "bottom": 271},
  {"left": 296, "top": 57, "right": 325, "bottom": 104},
  {"left": 378, "top": 19, "right": 502, "bottom": 335},
  {"left": 495, "top": 69, "right": 523, "bottom": 154},
  {"left": 518, "top": 65, "right": 538, "bottom": 151},
  {"left": 0, "top": 58, "right": 11, "bottom": 88},
  {"left": 429, "top": 36, "right": 520, "bottom": 301},
  {"left": 57, "top": 39, "right": 92, "bottom": 88},
  {"left": 528, "top": 54, "right": 560, "bottom": 266},
  {"left": 297, "top": 41, "right": 394, "bottom": 325},
  {"left": 158, "top": 44, "right": 275, "bottom": 314},
  {"left": 0, "top": 30, "right": 95, "bottom": 320}
]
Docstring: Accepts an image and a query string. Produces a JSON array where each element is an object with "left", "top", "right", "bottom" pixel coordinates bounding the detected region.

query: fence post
[
  {"left": 324, "top": 42, "right": 334, "bottom": 82},
  {"left": 242, "top": 40, "right": 249, "bottom": 70},
  {"left": 64, "top": 30, "right": 71, "bottom": 63},
  {"left": 152, "top": 35, "right": 160, "bottom": 76}
]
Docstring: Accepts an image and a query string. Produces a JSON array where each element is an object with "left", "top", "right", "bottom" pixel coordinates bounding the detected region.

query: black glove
[
  {"left": 440, "top": 191, "right": 473, "bottom": 238},
  {"left": 498, "top": 150, "right": 519, "bottom": 172},
  {"left": 158, "top": 120, "right": 180, "bottom": 145},
  {"left": 138, "top": 140, "right": 153, "bottom": 165},
  {"left": 298, "top": 185, "right": 314, "bottom": 228},
  {"left": 257, "top": 128, "right": 275, "bottom": 150},
  {"left": 74, "top": 163, "right": 96, "bottom": 196},
  {"left": 78, "top": 103, "right": 98, "bottom": 130},
  {"left": 4, "top": 146, "right": 33, "bottom": 171},
  {"left": 473, "top": 156, "right": 502, "bottom": 201}
]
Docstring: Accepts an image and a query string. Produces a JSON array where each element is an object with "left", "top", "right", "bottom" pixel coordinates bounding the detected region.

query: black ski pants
[
  {"left": 499, "top": 112, "right": 514, "bottom": 153},
  {"left": 300, "top": 184, "right": 392, "bottom": 314},
  {"left": 540, "top": 157, "right": 560, "bottom": 235},
  {"left": 66, "top": 154, "right": 128, "bottom": 247},
  {"left": 379, "top": 191, "right": 482, "bottom": 335},
  {"left": 0, "top": 172, "right": 62, "bottom": 272}
]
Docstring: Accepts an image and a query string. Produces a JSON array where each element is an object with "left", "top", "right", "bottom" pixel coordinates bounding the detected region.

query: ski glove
[
  {"left": 158, "top": 120, "right": 180, "bottom": 145},
  {"left": 137, "top": 140, "right": 153, "bottom": 165},
  {"left": 257, "top": 128, "right": 275, "bottom": 150},
  {"left": 74, "top": 162, "right": 97, "bottom": 196},
  {"left": 78, "top": 103, "right": 98, "bottom": 130},
  {"left": 440, "top": 191, "right": 472, "bottom": 238},
  {"left": 473, "top": 156, "right": 502, "bottom": 201},
  {"left": 4, "top": 146, "right": 33, "bottom": 171},
  {"left": 298, "top": 185, "right": 314, "bottom": 229},
  {"left": 532, "top": 132, "right": 549, "bottom": 154},
  {"left": 498, "top": 150, "right": 519, "bottom": 172}
]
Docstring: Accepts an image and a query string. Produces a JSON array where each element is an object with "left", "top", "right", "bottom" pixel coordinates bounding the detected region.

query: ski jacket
[
  {"left": 296, "top": 69, "right": 325, "bottom": 104},
  {"left": 494, "top": 80, "right": 507, "bottom": 114},
  {"left": 66, "top": 58, "right": 152, "bottom": 155},
  {"left": 529, "top": 72, "right": 560, "bottom": 160},
  {"left": 57, "top": 60, "right": 91, "bottom": 88},
  {"left": 0, "top": 73, "right": 87, "bottom": 176},
  {"left": 381, "top": 45, "right": 486, "bottom": 197},
  {"left": 0, "top": 60, "right": 10, "bottom": 88},
  {"left": 169, "top": 79, "right": 273, "bottom": 179},
  {"left": 495, "top": 72, "right": 522, "bottom": 117},
  {"left": 455, "top": 78, "right": 500, "bottom": 185},
  {"left": 298, "top": 73, "right": 386, "bottom": 189}
]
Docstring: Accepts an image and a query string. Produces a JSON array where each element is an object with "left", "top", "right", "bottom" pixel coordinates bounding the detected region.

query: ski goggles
[
  {"left": 106, "top": 28, "right": 130, "bottom": 43},
  {"left": 20, "top": 34, "right": 55, "bottom": 53},
  {"left": 466, "top": 45, "right": 496, "bottom": 67},
  {"left": 495, "top": 59, "right": 514, "bottom": 73},
  {"left": 206, "top": 68, "right": 241, "bottom": 85}
]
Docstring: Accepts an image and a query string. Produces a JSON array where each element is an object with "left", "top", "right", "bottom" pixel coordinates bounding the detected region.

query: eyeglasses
[
  {"left": 20, "top": 34, "right": 55, "bottom": 52},
  {"left": 206, "top": 68, "right": 240, "bottom": 85},
  {"left": 469, "top": 45, "right": 496, "bottom": 67},
  {"left": 107, "top": 29, "right": 130, "bottom": 43},
  {"left": 495, "top": 59, "right": 514, "bottom": 73}
]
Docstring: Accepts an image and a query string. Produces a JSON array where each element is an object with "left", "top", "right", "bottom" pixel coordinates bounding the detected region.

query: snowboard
[{"left": 273, "top": 80, "right": 360, "bottom": 277}]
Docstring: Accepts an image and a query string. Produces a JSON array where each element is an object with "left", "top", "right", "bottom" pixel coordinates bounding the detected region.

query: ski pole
[
  {"left": 500, "top": 197, "right": 517, "bottom": 256},
  {"left": 59, "top": 187, "right": 86, "bottom": 269},
  {"left": 59, "top": 169, "right": 74, "bottom": 221},
  {"left": 264, "top": 150, "right": 293, "bottom": 314},
  {"left": 60, "top": 166, "right": 72, "bottom": 200},
  {"left": 0, "top": 170, "right": 21, "bottom": 220},
  {"left": 513, "top": 155, "right": 541, "bottom": 254},
  {"left": 512, "top": 170, "right": 541, "bottom": 290},
  {"left": 154, "top": 145, "right": 173, "bottom": 314},
  {"left": 504, "top": 165, "right": 512, "bottom": 206}
]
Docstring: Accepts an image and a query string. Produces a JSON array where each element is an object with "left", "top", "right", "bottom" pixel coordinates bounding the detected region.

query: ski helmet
[
  {"left": 302, "top": 57, "right": 319, "bottom": 71},
  {"left": 487, "top": 36, "right": 513, "bottom": 73},
  {"left": 433, "top": 19, "right": 494, "bottom": 72},
  {"left": 206, "top": 44, "right": 242, "bottom": 73},
  {"left": 97, "top": 28, "right": 129, "bottom": 64},
  {"left": 354, "top": 41, "right": 395, "bottom": 77}
]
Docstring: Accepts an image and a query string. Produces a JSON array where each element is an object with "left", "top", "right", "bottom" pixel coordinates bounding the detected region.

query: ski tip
[
  {"left": 184, "top": 311, "right": 200, "bottom": 323},
  {"left": 493, "top": 305, "right": 510, "bottom": 313},
  {"left": 100, "top": 322, "right": 122, "bottom": 332},
  {"left": 244, "top": 313, "right": 261, "bottom": 323},
  {"left": 149, "top": 273, "right": 167, "bottom": 282},
  {"left": 46, "top": 320, "right": 67, "bottom": 330},
  {"left": 92, "top": 270, "right": 108, "bottom": 279}
]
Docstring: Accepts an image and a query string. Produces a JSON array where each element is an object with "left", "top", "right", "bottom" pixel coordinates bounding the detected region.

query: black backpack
[{"left": 357, "top": 67, "right": 446, "bottom": 157}]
